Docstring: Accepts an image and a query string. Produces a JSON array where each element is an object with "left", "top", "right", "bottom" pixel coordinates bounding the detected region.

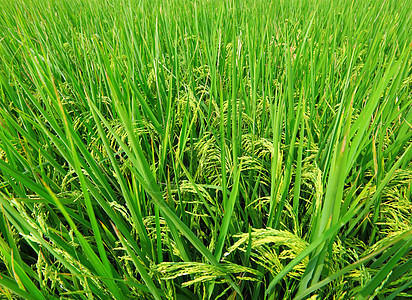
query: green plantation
[{"left": 0, "top": 0, "right": 411, "bottom": 298}]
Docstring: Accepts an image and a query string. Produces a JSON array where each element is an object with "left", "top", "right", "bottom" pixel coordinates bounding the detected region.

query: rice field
[{"left": 0, "top": 0, "right": 411, "bottom": 299}]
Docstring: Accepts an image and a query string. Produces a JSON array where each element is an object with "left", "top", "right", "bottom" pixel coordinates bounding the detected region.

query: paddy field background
[{"left": 0, "top": 0, "right": 411, "bottom": 298}]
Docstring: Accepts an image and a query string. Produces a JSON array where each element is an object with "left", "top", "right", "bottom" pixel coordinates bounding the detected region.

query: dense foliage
[{"left": 0, "top": 0, "right": 411, "bottom": 299}]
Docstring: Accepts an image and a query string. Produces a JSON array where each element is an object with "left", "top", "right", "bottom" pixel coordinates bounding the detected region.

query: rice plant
[{"left": 0, "top": 0, "right": 411, "bottom": 299}]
